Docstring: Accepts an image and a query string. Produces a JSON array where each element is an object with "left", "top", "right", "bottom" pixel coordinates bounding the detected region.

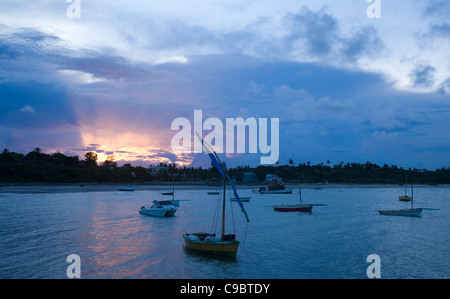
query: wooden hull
[
  {"left": 398, "top": 196, "right": 412, "bottom": 202},
  {"left": 183, "top": 234, "right": 239, "bottom": 257},
  {"left": 273, "top": 204, "right": 313, "bottom": 212},
  {"left": 260, "top": 189, "right": 292, "bottom": 194},
  {"left": 379, "top": 208, "right": 422, "bottom": 217}
]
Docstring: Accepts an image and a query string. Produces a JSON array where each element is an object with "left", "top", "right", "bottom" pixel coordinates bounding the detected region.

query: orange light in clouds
[{"left": 78, "top": 124, "right": 192, "bottom": 166}]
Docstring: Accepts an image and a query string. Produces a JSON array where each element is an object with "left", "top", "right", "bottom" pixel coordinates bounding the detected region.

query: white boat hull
[
  {"left": 140, "top": 205, "right": 177, "bottom": 217},
  {"left": 140, "top": 209, "right": 168, "bottom": 217}
]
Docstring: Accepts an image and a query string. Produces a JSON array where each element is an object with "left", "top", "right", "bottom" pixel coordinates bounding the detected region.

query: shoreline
[{"left": 1, "top": 182, "right": 449, "bottom": 194}]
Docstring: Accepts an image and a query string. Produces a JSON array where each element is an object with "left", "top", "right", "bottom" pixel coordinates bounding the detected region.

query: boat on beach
[
  {"left": 140, "top": 201, "right": 177, "bottom": 217},
  {"left": 183, "top": 133, "right": 250, "bottom": 257}
]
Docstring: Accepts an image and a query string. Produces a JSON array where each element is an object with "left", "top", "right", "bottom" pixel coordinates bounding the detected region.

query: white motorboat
[{"left": 139, "top": 201, "right": 177, "bottom": 217}]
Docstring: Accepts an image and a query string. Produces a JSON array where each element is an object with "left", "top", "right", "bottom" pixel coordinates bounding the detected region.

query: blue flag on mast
[{"left": 196, "top": 132, "right": 250, "bottom": 222}]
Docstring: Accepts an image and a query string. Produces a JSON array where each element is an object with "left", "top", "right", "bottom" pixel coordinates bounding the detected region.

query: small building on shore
[{"left": 242, "top": 172, "right": 259, "bottom": 183}]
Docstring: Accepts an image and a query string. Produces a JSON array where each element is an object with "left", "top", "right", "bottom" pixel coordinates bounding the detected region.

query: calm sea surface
[{"left": 0, "top": 186, "right": 448, "bottom": 279}]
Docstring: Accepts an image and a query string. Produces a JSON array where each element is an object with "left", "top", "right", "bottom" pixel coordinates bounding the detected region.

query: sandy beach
[{"left": 0, "top": 182, "right": 448, "bottom": 194}]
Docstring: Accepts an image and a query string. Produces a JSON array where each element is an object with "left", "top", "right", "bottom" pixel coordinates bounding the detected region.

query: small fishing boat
[
  {"left": 139, "top": 201, "right": 177, "bottom": 217},
  {"left": 380, "top": 184, "right": 422, "bottom": 217},
  {"left": 379, "top": 209, "right": 422, "bottom": 217},
  {"left": 273, "top": 204, "right": 313, "bottom": 212},
  {"left": 273, "top": 186, "right": 313, "bottom": 212},
  {"left": 398, "top": 196, "right": 412, "bottom": 202},
  {"left": 183, "top": 133, "right": 250, "bottom": 257},
  {"left": 118, "top": 186, "right": 135, "bottom": 191},
  {"left": 260, "top": 189, "right": 293, "bottom": 194},
  {"left": 207, "top": 191, "right": 219, "bottom": 195},
  {"left": 183, "top": 233, "right": 239, "bottom": 257},
  {"left": 258, "top": 176, "right": 292, "bottom": 194},
  {"left": 399, "top": 175, "right": 412, "bottom": 201}
]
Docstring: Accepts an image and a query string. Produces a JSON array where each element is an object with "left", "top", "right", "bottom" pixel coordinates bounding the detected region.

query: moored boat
[
  {"left": 183, "top": 233, "right": 239, "bottom": 257},
  {"left": 259, "top": 189, "right": 293, "bottom": 194},
  {"left": 183, "top": 133, "right": 250, "bottom": 257},
  {"left": 139, "top": 201, "right": 177, "bottom": 217},
  {"left": 273, "top": 185, "right": 314, "bottom": 212},
  {"left": 273, "top": 204, "right": 313, "bottom": 212},
  {"left": 398, "top": 175, "right": 412, "bottom": 201},
  {"left": 258, "top": 175, "right": 292, "bottom": 194},
  {"left": 380, "top": 183, "right": 422, "bottom": 217},
  {"left": 379, "top": 208, "right": 422, "bottom": 217},
  {"left": 118, "top": 186, "right": 135, "bottom": 191},
  {"left": 398, "top": 196, "right": 412, "bottom": 202}
]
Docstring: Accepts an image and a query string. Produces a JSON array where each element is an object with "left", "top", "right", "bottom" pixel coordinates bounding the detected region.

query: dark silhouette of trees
[
  {"left": 84, "top": 152, "right": 98, "bottom": 167},
  {"left": 0, "top": 148, "right": 449, "bottom": 184}
]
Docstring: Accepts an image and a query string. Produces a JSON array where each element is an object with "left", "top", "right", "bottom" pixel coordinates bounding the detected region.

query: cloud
[
  {"left": 273, "top": 85, "right": 311, "bottom": 101},
  {"left": 341, "top": 25, "right": 385, "bottom": 62},
  {"left": 423, "top": 0, "right": 450, "bottom": 17},
  {"left": 19, "top": 105, "right": 36, "bottom": 114},
  {"left": 427, "top": 22, "right": 450, "bottom": 39},
  {"left": 283, "top": 6, "right": 339, "bottom": 57},
  {"left": 438, "top": 78, "right": 450, "bottom": 95},
  {"left": 409, "top": 63, "right": 436, "bottom": 88},
  {"left": 245, "top": 81, "right": 266, "bottom": 97},
  {"left": 58, "top": 52, "right": 158, "bottom": 83},
  {"left": 273, "top": 85, "right": 352, "bottom": 122}
]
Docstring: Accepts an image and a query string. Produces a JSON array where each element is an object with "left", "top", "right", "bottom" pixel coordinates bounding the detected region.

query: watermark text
[
  {"left": 66, "top": 254, "right": 81, "bottom": 278},
  {"left": 171, "top": 110, "right": 279, "bottom": 165},
  {"left": 367, "top": 0, "right": 381, "bottom": 19},
  {"left": 66, "top": 0, "right": 81, "bottom": 19},
  {"left": 366, "top": 254, "right": 381, "bottom": 278}
]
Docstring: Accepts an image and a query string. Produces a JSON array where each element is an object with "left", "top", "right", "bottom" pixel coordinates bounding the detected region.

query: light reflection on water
[{"left": 0, "top": 187, "right": 449, "bottom": 278}]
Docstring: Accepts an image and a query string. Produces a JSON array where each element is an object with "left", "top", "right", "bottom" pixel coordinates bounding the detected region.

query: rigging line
[
  {"left": 239, "top": 245, "right": 261, "bottom": 267},
  {"left": 211, "top": 191, "right": 221, "bottom": 234},
  {"left": 242, "top": 221, "right": 249, "bottom": 245},
  {"left": 228, "top": 185, "right": 236, "bottom": 235}
]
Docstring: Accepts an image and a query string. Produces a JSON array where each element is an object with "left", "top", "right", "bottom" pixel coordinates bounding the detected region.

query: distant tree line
[
  {"left": 229, "top": 161, "right": 450, "bottom": 185},
  {"left": 1, "top": 148, "right": 450, "bottom": 184}
]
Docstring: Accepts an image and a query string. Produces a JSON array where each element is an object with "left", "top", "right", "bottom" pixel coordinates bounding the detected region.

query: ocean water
[{"left": 0, "top": 186, "right": 448, "bottom": 279}]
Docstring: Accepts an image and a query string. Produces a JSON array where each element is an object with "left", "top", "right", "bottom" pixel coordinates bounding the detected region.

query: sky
[{"left": 1, "top": 0, "right": 450, "bottom": 170}]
